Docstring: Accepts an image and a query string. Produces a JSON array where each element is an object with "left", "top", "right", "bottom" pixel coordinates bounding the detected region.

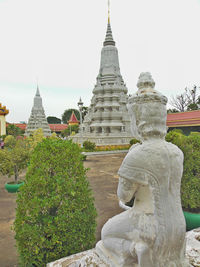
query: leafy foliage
[
  {"left": 166, "top": 130, "right": 200, "bottom": 211},
  {"left": 47, "top": 116, "right": 61, "bottom": 124},
  {"left": 0, "top": 138, "right": 30, "bottom": 182},
  {"left": 61, "top": 125, "right": 79, "bottom": 137},
  {"left": 27, "top": 128, "right": 45, "bottom": 151},
  {"left": 62, "top": 109, "right": 80, "bottom": 124},
  {"left": 6, "top": 124, "right": 24, "bottom": 136},
  {"left": 14, "top": 139, "right": 97, "bottom": 266},
  {"left": 129, "top": 138, "right": 141, "bottom": 145},
  {"left": 83, "top": 141, "right": 96, "bottom": 151},
  {"left": 50, "top": 132, "right": 58, "bottom": 139},
  {"left": 167, "top": 109, "right": 179, "bottom": 113},
  {"left": 4, "top": 135, "right": 16, "bottom": 148}
]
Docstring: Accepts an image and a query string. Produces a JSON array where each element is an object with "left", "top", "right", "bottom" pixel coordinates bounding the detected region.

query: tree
[
  {"left": 6, "top": 124, "right": 24, "bottom": 136},
  {"left": 27, "top": 128, "right": 45, "bottom": 151},
  {"left": 61, "top": 125, "right": 79, "bottom": 137},
  {"left": 167, "top": 109, "right": 179, "bottom": 114},
  {"left": 165, "top": 130, "right": 200, "bottom": 211},
  {"left": 62, "top": 109, "right": 80, "bottom": 124},
  {"left": 170, "top": 86, "right": 200, "bottom": 112},
  {"left": 0, "top": 138, "right": 30, "bottom": 183},
  {"left": 14, "top": 139, "right": 97, "bottom": 266},
  {"left": 47, "top": 116, "right": 61, "bottom": 124}
]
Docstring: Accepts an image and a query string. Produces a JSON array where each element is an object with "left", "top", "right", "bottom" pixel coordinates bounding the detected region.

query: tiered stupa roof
[
  {"left": 25, "top": 86, "right": 51, "bottom": 136},
  {"left": 72, "top": 4, "right": 132, "bottom": 145}
]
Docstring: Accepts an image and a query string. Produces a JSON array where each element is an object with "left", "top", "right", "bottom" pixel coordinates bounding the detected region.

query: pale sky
[{"left": 1, "top": 0, "right": 200, "bottom": 123}]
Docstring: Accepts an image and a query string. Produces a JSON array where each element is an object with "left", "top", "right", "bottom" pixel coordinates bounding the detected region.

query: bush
[
  {"left": 83, "top": 140, "right": 96, "bottom": 151},
  {"left": 166, "top": 130, "right": 200, "bottom": 211},
  {"left": 0, "top": 138, "right": 30, "bottom": 183},
  {"left": 14, "top": 139, "right": 97, "bottom": 266},
  {"left": 129, "top": 138, "right": 141, "bottom": 145},
  {"left": 4, "top": 135, "right": 16, "bottom": 148}
]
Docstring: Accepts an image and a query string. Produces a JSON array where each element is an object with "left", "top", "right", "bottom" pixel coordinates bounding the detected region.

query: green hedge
[
  {"left": 83, "top": 140, "right": 96, "bottom": 151},
  {"left": 14, "top": 139, "right": 97, "bottom": 266},
  {"left": 166, "top": 130, "right": 200, "bottom": 211}
]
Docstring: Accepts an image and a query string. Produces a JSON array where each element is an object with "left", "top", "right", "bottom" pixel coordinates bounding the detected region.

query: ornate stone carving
[
  {"left": 72, "top": 19, "right": 132, "bottom": 145},
  {"left": 96, "top": 72, "right": 189, "bottom": 267}
]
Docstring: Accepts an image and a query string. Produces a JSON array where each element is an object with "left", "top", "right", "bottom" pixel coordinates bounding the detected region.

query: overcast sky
[{"left": 1, "top": 0, "right": 200, "bottom": 123}]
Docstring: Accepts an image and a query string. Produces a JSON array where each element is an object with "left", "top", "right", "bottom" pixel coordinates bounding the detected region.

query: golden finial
[{"left": 108, "top": 0, "right": 110, "bottom": 23}]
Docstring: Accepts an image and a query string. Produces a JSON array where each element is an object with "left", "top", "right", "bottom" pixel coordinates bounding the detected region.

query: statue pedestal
[
  {"left": 96, "top": 241, "right": 139, "bottom": 267},
  {"left": 47, "top": 229, "right": 200, "bottom": 267}
]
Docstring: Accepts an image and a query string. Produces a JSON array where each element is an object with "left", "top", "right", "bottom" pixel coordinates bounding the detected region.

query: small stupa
[
  {"left": 0, "top": 103, "right": 9, "bottom": 136},
  {"left": 72, "top": 2, "right": 132, "bottom": 145},
  {"left": 25, "top": 86, "right": 51, "bottom": 137}
]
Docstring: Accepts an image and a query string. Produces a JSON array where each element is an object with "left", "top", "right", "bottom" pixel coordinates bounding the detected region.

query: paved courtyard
[{"left": 0, "top": 152, "right": 126, "bottom": 267}]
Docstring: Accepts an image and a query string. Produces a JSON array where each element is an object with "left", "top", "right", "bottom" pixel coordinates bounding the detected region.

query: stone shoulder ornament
[{"left": 96, "top": 72, "right": 189, "bottom": 267}]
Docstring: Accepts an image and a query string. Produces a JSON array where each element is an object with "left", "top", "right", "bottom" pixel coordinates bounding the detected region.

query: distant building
[
  {"left": 0, "top": 103, "right": 9, "bottom": 136},
  {"left": 68, "top": 111, "right": 79, "bottom": 126},
  {"left": 14, "top": 123, "right": 68, "bottom": 135},
  {"left": 167, "top": 110, "right": 200, "bottom": 135},
  {"left": 25, "top": 86, "right": 51, "bottom": 137}
]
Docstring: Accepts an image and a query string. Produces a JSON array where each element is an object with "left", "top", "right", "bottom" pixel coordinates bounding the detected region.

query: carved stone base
[
  {"left": 47, "top": 229, "right": 200, "bottom": 267},
  {"left": 71, "top": 135, "right": 133, "bottom": 146},
  {"left": 96, "top": 241, "right": 138, "bottom": 267}
]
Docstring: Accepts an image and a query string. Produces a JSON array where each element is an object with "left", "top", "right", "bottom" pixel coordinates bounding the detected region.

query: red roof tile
[
  {"left": 49, "top": 124, "right": 68, "bottom": 131},
  {"left": 10, "top": 123, "right": 68, "bottom": 132},
  {"left": 167, "top": 110, "right": 200, "bottom": 127}
]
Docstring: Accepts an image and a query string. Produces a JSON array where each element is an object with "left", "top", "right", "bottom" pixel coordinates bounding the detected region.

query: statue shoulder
[{"left": 164, "top": 141, "right": 184, "bottom": 160}]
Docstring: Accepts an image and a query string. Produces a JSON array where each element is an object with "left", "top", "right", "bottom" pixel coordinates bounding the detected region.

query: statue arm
[{"left": 117, "top": 177, "right": 139, "bottom": 204}]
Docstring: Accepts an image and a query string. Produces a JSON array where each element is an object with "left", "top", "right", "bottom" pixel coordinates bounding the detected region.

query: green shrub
[
  {"left": 83, "top": 140, "right": 96, "bottom": 151},
  {"left": 14, "top": 139, "right": 97, "bottom": 266},
  {"left": 129, "top": 138, "right": 141, "bottom": 145},
  {"left": 166, "top": 130, "right": 200, "bottom": 211}
]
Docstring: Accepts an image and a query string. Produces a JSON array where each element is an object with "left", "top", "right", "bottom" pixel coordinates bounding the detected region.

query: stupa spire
[
  {"left": 36, "top": 84, "right": 40, "bottom": 96},
  {"left": 103, "top": 0, "right": 115, "bottom": 46},
  {"left": 108, "top": 0, "right": 110, "bottom": 23}
]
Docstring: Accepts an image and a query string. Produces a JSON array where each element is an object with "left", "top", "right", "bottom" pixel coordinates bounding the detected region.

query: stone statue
[{"left": 96, "top": 73, "right": 189, "bottom": 267}]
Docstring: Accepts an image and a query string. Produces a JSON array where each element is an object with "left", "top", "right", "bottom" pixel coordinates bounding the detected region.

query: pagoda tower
[
  {"left": 25, "top": 86, "right": 51, "bottom": 137},
  {"left": 73, "top": 4, "right": 132, "bottom": 145}
]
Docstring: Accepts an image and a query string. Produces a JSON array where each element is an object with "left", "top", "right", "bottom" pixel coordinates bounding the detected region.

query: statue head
[{"left": 127, "top": 72, "right": 168, "bottom": 141}]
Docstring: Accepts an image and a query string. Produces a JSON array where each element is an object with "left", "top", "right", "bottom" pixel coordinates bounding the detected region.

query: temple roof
[
  {"left": 0, "top": 103, "right": 9, "bottom": 115},
  {"left": 167, "top": 110, "right": 200, "bottom": 127},
  {"left": 10, "top": 123, "right": 68, "bottom": 132},
  {"left": 68, "top": 111, "right": 79, "bottom": 124}
]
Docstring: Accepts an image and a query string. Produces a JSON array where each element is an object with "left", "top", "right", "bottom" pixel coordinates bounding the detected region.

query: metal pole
[
  {"left": 79, "top": 108, "right": 83, "bottom": 148},
  {"left": 78, "top": 97, "right": 83, "bottom": 148}
]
